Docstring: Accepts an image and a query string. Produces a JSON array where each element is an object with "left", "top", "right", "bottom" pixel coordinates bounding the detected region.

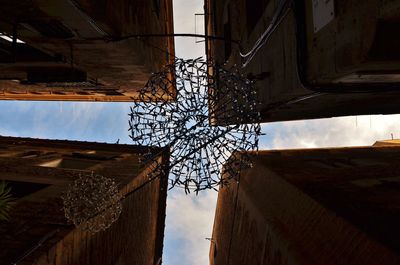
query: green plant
[{"left": 0, "top": 181, "right": 15, "bottom": 221}]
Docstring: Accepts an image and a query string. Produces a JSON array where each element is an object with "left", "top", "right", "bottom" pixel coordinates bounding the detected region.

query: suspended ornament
[
  {"left": 129, "top": 57, "right": 261, "bottom": 193},
  {"left": 62, "top": 173, "right": 122, "bottom": 233}
]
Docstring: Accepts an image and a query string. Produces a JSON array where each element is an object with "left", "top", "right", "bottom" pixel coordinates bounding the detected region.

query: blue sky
[
  {"left": 2, "top": 1, "right": 400, "bottom": 265},
  {"left": 0, "top": 101, "right": 132, "bottom": 143}
]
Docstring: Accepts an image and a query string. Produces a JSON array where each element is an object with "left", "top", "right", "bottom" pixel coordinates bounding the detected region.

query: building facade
[
  {"left": 205, "top": 0, "right": 400, "bottom": 123},
  {"left": 210, "top": 142, "right": 400, "bottom": 265},
  {"left": 0, "top": 136, "right": 168, "bottom": 265},
  {"left": 0, "top": 0, "right": 174, "bottom": 101}
]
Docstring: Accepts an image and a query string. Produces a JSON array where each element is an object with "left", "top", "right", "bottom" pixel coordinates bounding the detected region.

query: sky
[{"left": 1, "top": 1, "right": 400, "bottom": 265}]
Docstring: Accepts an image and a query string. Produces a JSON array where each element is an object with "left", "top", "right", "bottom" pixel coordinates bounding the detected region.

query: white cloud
[
  {"left": 164, "top": 189, "right": 217, "bottom": 265},
  {"left": 260, "top": 114, "right": 400, "bottom": 149}
]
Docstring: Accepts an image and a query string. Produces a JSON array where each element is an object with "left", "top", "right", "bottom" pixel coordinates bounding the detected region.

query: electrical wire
[
  {"left": 83, "top": 33, "right": 240, "bottom": 64},
  {"left": 239, "top": 0, "right": 291, "bottom": 68}
]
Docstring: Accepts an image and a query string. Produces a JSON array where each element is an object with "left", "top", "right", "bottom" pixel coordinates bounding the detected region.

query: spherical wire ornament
[
  {"left": 129, "top": 57, "right": 261, "bottom": 193},
  {"left": 62, "top": 173, "right": 122, "bottom": 233}
]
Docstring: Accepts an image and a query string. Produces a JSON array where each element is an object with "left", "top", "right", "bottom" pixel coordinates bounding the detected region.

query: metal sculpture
[
  {"left": 62, "top": 173, "right": 122, "bottom": 233},
  {"left": 129, "top": 57, "right": 261, "bottom": 193}
]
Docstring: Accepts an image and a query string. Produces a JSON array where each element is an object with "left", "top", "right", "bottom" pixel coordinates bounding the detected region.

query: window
[
  {"left": 39, "top": 158, "right": 100, "bottom": 170},
  {"left": 71, "top": 151, "right": 120, "bottom": 160},
  {"left": 19, "top": 150, "right": 43, "bottom": 158},
  {"left": 0, "top": 149, "right": 49, "bottom": 158},
  {"left": 5, "top": 180, "right": 49, "bottom": 199}
]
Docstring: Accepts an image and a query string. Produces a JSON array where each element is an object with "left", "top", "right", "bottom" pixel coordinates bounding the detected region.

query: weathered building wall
[
  {"left": 0, "top": 0, "right": 174, "bottom": 101},
  {"left": 205, "top": 0, "right": 400, "bottom": 123},
  {"left": 31, "top": 165, "right": 167, "bottom": 265},
  {"left": 210, "top": 145, "right": 400, "bottom": 265},
  {"left": 0, "top": 136, "right": 168, "bottom": 265}
]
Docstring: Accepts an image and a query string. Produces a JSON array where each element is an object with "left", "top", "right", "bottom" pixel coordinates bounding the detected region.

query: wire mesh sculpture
[
  {"left": 129, "top": 57, "right": 261, "bottom": 193},
  {"left": 62, "top": 173, "right": 122, "bottom": 233}
]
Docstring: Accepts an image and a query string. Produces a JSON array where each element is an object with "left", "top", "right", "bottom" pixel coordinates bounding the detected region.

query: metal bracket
[{"left": 195, "top": 13, "right": 206, "bottom": 43}]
